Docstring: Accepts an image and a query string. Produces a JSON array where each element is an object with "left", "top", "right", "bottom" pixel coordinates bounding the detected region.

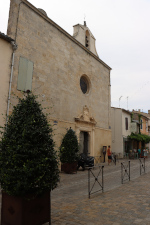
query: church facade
[{"left": 7, "top": 0, "right": 112, "bottom": 158}]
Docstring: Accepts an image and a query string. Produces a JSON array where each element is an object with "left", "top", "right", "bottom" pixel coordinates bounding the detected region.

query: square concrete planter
[
  {"left": 1, "top": 191, "right": 50, "bottom": 225},
  {"left": 61, "top": 162, "right": 77, "bottom": 173}
]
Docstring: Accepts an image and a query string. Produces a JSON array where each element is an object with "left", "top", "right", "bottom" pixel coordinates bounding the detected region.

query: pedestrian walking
[
  {"left": 102, "top": 146, "right": 107, "bottom": 163},
  {"left": 138, "top": 148, "right": 141, "bottom": 158},
  {"left": 143, "top": 148, "right": 147, "bottom": 158}
]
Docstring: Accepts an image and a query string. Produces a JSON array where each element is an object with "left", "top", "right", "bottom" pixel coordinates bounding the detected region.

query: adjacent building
[
  {"left": 132, "top": 109, "right": 150, "bottom": 150},
  {"left": 111, "top": 107, "right": 132, "bottom": 157},
  {"left": 0, "top": 32, "right": 17, "bottom": 128},
  {"left": 111, "top": 107, "right": 150, "bottom": 158}
]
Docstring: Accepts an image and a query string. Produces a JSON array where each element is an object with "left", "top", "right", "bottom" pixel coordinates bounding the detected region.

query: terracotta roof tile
[{"left": 0, "top": 32, "right": 14, "bottom": 43}]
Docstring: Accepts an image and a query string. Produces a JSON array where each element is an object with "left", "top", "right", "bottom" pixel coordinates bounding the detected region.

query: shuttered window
[
  {"left": 17, "top": 57, "right": 33, "bottom": 91},
  {"left": 146, "top": 121, "right": 148, "bottom": 132},
  {"left": 125, "top": 117, "right": 128, "bottom": 130},
  {"left": 140, "top": 119, "right": 143, "bottom": 129}
]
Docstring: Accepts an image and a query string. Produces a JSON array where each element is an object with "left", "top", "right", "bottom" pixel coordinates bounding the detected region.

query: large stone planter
[
  {"left": 61, "top": 162, "right": 77, "bottom": 173},
  {"left": 1, "top": 191, "right": 50, "bottom": 225}
]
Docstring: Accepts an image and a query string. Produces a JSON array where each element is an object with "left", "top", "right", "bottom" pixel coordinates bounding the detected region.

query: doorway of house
[{"left": 79, "top": 131, "right": 89, "bottom": 156}]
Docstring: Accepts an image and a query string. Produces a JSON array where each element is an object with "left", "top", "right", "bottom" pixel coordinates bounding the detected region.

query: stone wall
[{"left": 7, "top": 0, "right": 111, "bottom": 155}]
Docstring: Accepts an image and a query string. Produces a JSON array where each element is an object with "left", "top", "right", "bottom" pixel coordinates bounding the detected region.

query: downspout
[
  {"left": 6, "top": 0, "right": 23, "bottom": 125},
  {"left": 108, "top": 70, "right": 111, "bottom": 129},
  {"left": 6, "top": 41, "right": 18, "bottom": 125}
]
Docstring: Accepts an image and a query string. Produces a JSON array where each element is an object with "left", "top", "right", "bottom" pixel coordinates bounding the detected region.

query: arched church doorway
[{"left": 79, "top": 131, "right": 89, "bottom": 156}]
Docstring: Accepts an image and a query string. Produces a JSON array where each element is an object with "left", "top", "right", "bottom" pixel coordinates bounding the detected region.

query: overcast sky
[{"left": 1, "top": 0, "right": 150, "bottom": 113}]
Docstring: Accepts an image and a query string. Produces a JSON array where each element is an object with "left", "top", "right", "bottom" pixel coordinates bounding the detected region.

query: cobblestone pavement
[{"left": 50, "top": 157, "right": 150, "bottom": 224}]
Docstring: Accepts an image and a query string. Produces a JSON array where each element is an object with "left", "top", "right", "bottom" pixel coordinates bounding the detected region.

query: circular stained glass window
[{"left": 80, "top": 76, "right": 89, "bottom": 94}]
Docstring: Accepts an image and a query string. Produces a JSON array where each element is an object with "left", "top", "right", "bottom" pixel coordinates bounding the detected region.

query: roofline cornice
[
  {"left": 0, "top": 32, "right": 14, "bottom": 43},
  {"left": 132, "top": 112, "right": 149, "bottom": 120}
]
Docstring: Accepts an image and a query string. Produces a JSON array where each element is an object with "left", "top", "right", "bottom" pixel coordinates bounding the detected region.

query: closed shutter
[
  {"left": 125, "top": 117, "right": 128, "bottom": 130},
  {"left": 17, "top": 57, "right": 33, "bottom": 91},
  {"left": 140, "top": 119, "right": 143, "bottom": 129}
]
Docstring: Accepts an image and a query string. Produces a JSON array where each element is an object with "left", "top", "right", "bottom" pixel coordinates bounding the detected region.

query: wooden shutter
[
  {"left": 125, "top": 117, "right": 128, "bottom": 130},
  {"left": 17, "top": 57, "right": 33, "bottom": 91}
]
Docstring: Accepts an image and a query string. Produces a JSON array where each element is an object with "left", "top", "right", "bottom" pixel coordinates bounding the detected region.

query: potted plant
[
  {"left": 60, "top": 128, "right": 79, "bottom": 173},
  {"left": 0, "top": 93, "right": 59, "bottom": 225}
]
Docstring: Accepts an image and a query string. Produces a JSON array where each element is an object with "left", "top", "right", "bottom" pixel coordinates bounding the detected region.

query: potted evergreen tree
[
  {"left": 0, "top": 93, "right": 59, "bottom": 225},
  {"left": 60, "top": 128, "right": 79, "bottom": 173}
]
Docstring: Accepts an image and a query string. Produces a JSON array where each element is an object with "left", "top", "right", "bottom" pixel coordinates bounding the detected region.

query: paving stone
[
  {"left": 0, "top": 157, "right": 149, "bottom": 224},
  {"left": 51, "top": 157, "right": 150, "bottom": 224}
]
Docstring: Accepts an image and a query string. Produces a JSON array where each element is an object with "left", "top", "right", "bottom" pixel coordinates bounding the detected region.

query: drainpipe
[
  {"left": 108, "top": 70, "right": 111, "bottom": 129},
  {"left": 6, "top": 41, "right": 18, "bottom": 125}
]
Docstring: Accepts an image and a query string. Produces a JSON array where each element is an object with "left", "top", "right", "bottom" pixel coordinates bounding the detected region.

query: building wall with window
[
  {"left": 111, "top": 107, "right": 132, "bottom": 156},
  {"left": 122, "top": 109, "right": 131, "bottom": 137},
  {"left": 132, "top": 110, "right": 150, "bottom": 150},
  {"left": 6, "top": 0, "right": 111, "bottom": 158},
  {"left": 111, "top": 107, "right": 123, "bottom": 154},
  {"left": 140, "top": 116, "right": 149, "bottom": 135},
  {"left": 132, "top": 111, "right": 149, "bottom": 135}
]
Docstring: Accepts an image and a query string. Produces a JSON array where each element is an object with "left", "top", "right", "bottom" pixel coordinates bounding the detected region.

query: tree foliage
[
  {"left": 60, "top": 128, "right": 79, "bottom": 163},
  {"left": 0, "top": 93, "right": 59, "bottom": 197},
  {"left": 128, "top": 132, "right": 150, "bottom": 143}
]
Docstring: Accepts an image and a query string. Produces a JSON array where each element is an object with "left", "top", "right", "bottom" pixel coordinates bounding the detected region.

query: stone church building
[{"left": 6, "top": 0, "right": 112, "bottom": 158}]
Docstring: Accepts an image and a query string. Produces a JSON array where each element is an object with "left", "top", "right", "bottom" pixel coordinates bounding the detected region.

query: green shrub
[
  {"left": 128, "top": 132, "right": 150, "bottom": 143},
  {"left": 60, "top": 128, "right": 79, "bottom": 163},
  {"left": 0, "top": 93, "right": 59, "bottom": 197}
]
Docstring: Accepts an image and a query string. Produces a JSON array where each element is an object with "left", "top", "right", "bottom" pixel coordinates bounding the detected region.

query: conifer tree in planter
[
  {"left": 60, "top": 128, "right": 79, "bottom": 173},
  {"left": 0, "top": 93, "right": 59, "bottom": 225}
]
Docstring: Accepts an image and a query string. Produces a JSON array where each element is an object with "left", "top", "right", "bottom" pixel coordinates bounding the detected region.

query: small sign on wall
[{"left": 131, "top": 122, "right": 136, "bottom": 133}]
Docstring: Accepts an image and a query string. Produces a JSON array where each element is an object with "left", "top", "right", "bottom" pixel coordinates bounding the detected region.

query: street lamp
[
  {"left": 119, "top": 96, "right": 122, "bottom": 108},
  {"left": 126, "top": 96, "right": 128, "bottom": 110}
]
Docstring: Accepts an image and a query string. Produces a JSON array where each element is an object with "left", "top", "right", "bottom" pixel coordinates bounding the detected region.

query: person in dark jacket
[{"left": 102, "top": 146, "right": 107, "bottom": 163}]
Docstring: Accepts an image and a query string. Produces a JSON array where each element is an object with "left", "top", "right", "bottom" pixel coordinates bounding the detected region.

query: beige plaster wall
[
  {"left": 122, "top": 111, "right": 131, "bottom": 137},
  {"left": 111, "top": 108, "right": 123, "bottom": 154},
  {"left": 140, "top": 117, "right": 149, "bottom": 135},
  {"left": 95, "top": 127, "right": 111, "bottom": 162},
  {"left": 7, "top": 0, "right": 111, "bottom": 156},
  {"left": 0, "top": 38, "right": 12, "bottom": 127}
]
